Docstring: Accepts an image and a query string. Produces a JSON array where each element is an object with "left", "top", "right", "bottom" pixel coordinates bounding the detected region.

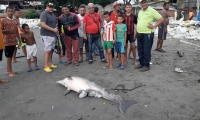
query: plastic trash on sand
[{"left": 175, "top": 68, "right": 187, "bottom": 73}]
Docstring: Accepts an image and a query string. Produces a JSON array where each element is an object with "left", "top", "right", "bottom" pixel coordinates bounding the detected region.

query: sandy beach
[{"left": 0, "top": 28, "right": 200, "bottom": 120}]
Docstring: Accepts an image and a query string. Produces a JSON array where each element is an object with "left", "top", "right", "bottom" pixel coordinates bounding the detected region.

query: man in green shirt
[{"left": 135, "top": 0, "right": 164, "bottom": 72}]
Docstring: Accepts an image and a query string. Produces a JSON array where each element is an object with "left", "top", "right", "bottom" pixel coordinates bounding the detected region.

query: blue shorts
[{"left": 115, "top": 42, "right": 125, "bottom": 53}]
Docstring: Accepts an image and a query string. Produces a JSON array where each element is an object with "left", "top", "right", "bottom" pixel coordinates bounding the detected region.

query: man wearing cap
[
  {"left": 83, "top": 3, "right": 106, "bottom": 64},
  {"left": 58, "top": 5, "right": 81, "bottom": 66},
  {"left": 40, "top": 2, "right": 58, "bottom": 73},
  {"left": 110, "top": 1, "right": 123, "bottom": 58},
  {"left": 135, "top": 0, "right": 164, "bottom": 72}
]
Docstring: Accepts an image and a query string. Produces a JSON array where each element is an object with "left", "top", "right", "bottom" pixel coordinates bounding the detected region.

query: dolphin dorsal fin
[{"left": 68, "top": 76, "right": 73, "bottom": 80}]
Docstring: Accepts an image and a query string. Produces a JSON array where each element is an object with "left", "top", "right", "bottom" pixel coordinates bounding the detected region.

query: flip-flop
[
  {"left": 0, "top": 79, "right": 9, "bottom": 83},
  {"left": 103, "top": 65, "right": 109, "bottom": 68},
  {"left": 155, "top": 48, "right": 159, "bottom": 51},
  {"left": 8, "top": 73, "right": 18, "bottom": 77},
  {"left": 65, "top": 61, "right": 72, "bottom": 65},
  {"left": 74, "top": 62, "right": 80, "bottom": 66},
  {"left": 12, "top": 60, "right": 21, "bottom": 63},
  {"left": 79, "top": 60, "right": 83, "bottom": 63},
  {"left": 159, "top": 49, "right": 166, "bottom": 52}
]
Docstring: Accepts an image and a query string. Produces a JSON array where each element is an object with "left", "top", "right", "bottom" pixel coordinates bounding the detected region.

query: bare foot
[
  {"left": 12, "top": 60, "right": 21, "bottom": 63},
  {"left": 109, "top": 67, "right": 113, "bottom": 70},
  {"left": 0, "top": 79, "right": 9, "bottom": 83},
  {"left": 6, "top": 72, "right": 19, "bottom": 75},
  {"left": 134, "top": 61, "right": 138, "bottom": 66},
  {"left": 103, "top": 65, "right": 109, "bottom": 69},
  {"left": 8, "top": 72, "right": 18, "bottom": 77}
]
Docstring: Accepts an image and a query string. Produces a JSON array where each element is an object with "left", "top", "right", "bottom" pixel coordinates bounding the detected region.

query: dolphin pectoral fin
[
  {"left": 79, "top": 90, "right": 88, "bottom": 98},
  {"left": 63, "top": 89, "right": 71, "bottom": 96},
  {"left": 119, "top": 100, "right": 138, "bottom": 114}
]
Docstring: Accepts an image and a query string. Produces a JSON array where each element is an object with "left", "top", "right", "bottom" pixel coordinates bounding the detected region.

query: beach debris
[
  {"left": 177, "top": 50, "right": 184, "bottom": 57},
  {"left": 103, "top": 102, "right": 106, "bottom": 104},
  {"left": 52, "top": 106, "right": 54, "bottom": 110},
  {"left": 175, "top": 68, "right": 187, "bottom": 73},
  {"left": 92, "top": 108, "right": 95, "bottom": 110},
  {"left": 145, "top": 105, "right": 147, "bottom": 107},
  {"left": 198, "top": 79, "right": 200, "bottom": 83},
  {"left": 111, "top": 84, "right": 146, "bottom": 93}
]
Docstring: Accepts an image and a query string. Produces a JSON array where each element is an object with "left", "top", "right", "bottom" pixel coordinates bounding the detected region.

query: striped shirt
[
  {"left": 124, "top": 13, "right": 137, "bottom": 34},
  {"left": 103, "top": 21, "right": 116, "bottom": 41}
]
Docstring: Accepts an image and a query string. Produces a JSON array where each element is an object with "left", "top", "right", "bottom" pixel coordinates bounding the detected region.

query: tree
[{"left": 42, "top": 0, "right": 116, "bottom": 12}]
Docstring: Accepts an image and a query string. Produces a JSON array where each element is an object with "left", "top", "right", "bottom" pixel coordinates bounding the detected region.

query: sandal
[
  {"left": 103, "top": 65, "right": 109, "bottom": 69},
  {"left": 159, "top": 49, "right": 166, "bottom": 52},
  {"left": 65, "top": 61, "right": 72, "bottom": 65},
  {"left": 109, "top": 67, "right": 113, "bottom": 70},
  {"left": 155, "top": 48, "right": 159, "bottom": 51},
  {"left": 79, "top": 60, "right": 83, "bottom": 63},
  {"left": 8, "top": 72, "right": 18, "bottom": 77},
  {"left": 74, "top": 61, "right": 80, "bottom": 66}
]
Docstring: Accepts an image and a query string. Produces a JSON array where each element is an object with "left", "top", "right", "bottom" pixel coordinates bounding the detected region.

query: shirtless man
[
  {"left": 21, "top": 24, "right": 39, "bottom": 72},
  {"left": 155, "top": 2, "right": 169, "bottom": 52}
]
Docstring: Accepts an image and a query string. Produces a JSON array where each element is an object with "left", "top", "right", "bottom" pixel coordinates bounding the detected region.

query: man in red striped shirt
[{"left": 124, "top": 3, "right": 138, "bottom": 65}]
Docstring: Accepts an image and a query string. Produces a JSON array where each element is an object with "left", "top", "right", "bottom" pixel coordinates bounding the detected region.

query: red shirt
[
  {"left": 84, "top": 13, "right": 102, "bottom": 34},
  {"left": 1, "top": 18, "right": 19, "bottom": 46},
  {"left": 110, "top": 11, "right": 121, "bottom": 24}
]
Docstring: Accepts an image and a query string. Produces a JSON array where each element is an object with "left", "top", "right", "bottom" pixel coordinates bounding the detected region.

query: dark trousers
[
  {"left": 60, "top": 36, "right": 66, "bottom": 56},
  {"left": 137, "top": 32, "right": 154, "bottom": 67}
]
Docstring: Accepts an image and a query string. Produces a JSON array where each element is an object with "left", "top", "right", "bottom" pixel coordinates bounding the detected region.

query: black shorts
[
  {"left": 126, "top": 34, "right": 135, "bottom": 43},
  {"left": 158, "top": 24, "right": 167, "bottom": 40},
  {"left": 0, "top": 49, "right": 3, "bottom": 61},
  {"left": 4, "top": 45, "right": 16, "bottom": 58}
]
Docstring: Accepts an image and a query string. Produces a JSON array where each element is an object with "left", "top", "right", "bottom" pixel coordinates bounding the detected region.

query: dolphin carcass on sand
[{"left": 56, "top": 76, "right": 137, "bottom": 114}]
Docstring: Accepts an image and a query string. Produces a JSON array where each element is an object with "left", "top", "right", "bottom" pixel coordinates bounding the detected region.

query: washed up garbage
[
  {"left": 175, "top": 68, "right": 187, "bottom": 73},
  {"left": 177, "top": 51, "right": 184, "bottom": 57}
]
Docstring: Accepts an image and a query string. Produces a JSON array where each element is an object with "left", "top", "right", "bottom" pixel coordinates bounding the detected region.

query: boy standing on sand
[
  {"left": 21, "top": 24, "right": 39, "bottom": 72},
  {"left": 102, "top": 11, "right": 116, "bottom": 70},
  {"left": 12, "top": 8, "right": 27, "bottom": 63},
  {"left": 115, "top": 15, "right": 127, "bottom": 70},
  {"left": 1, "top": 7, "right": 19, "bottom": 77}
]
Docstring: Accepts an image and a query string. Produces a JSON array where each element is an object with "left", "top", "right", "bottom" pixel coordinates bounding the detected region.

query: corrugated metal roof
[{"left": 178, "top": 0, "right": 197, "bottom": 8}]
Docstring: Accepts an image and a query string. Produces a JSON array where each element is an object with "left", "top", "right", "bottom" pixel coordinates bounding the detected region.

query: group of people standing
[{"left": 0, "top": 0, "right": 170, "bottom": 83}]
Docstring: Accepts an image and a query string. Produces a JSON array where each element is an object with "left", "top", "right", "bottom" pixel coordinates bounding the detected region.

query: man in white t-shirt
[{"left": 78, "top": 6, "right": 87, "bottom": 62}]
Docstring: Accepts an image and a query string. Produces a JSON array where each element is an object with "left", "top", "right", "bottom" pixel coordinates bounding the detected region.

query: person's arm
[
  {"left": 113, "top": 31, "right": 116, "bottom": 44},
  {"left": 148, "top": 9, "right": 164, "bottom": 29},
  {"left": 57, "top": 17, "right": 62, "bottom": 35},
  {"left": 21, "top": 35, "right": 25, "bottom": 43},
  {"left": 69, "top": 14, "right": 81, "bottom": 31},
  {"left": 124, "top": 25, "right": 127, "bottom": 47},
  {"left": 161, "top": 11, "right": 167, "bottom": 31},
  {"left": 134, "top": 14, "right": 137, "bottom": 25},
  {"left": 134, "top": 30, "right": 136, "bottom": 40},
  {"left": 32, "top": 32, "right": 36, "bottom": 44},
  {"left": 99, "top": 14, "right": 102, "bottom": 33},
  {"left": 83, "top": 16, "right": 87, "bottom": 40}
]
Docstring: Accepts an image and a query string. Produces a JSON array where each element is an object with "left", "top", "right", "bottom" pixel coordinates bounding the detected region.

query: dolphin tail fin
[{"left": 119, "top": 100, "right": 137, "bottom": 114}]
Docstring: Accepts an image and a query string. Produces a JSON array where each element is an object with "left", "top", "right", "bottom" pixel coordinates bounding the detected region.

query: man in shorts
[
  {"left": 155, "top": 2, "right": 169, "bottom": 52},
  {"left": 40, "top": 2, "right": 58, "bottom": 72}
]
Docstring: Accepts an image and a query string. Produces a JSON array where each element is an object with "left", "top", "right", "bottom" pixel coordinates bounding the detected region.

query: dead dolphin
[{"left": 56, "top": 76, "right": 137, "bottom": 114}]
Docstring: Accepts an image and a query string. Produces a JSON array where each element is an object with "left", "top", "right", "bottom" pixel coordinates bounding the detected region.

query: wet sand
[{"left": 0, "top": 28, "right": 200, "bottom": 120}]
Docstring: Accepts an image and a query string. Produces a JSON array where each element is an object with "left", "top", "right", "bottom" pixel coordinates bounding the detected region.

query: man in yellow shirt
[
  {"left": 0, "top": 19, "right": 9, "bottom": 83},
  {"left": 135, "top": 0, "right": 164, "bottom": 72}
]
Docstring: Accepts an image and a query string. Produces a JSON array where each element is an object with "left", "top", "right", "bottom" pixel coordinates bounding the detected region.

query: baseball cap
[
  {"left": 46, "top": 2, "right": 54, "bottom": 7},
  {"left": 113, "top": 1, "right": 121, "bottom": 7}
]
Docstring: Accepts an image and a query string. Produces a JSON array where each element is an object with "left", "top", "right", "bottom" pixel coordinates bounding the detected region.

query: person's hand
[
  {"left": 164, "top": 28, "right": 167, "bottom": 33},
  {"left": 53, "top": 28, "right": 58, "bottom": 33},
  {"left": 124, "top": 42, "right": 127, "bottom": 47},
  {"left": 68, "top": 26, "right": 70, "bottom": 31},
  {"left": 60, "top": 33, "right": 65, "bottom": 36},
  {"left": 112, "top": 40, "right": 115, "bottom": 44},
  {"left": 147, "top": 23, "right": 155, "bottom": 29},
  {"left": 84, "top": 34, "right": 87, "bottom": 40}
]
